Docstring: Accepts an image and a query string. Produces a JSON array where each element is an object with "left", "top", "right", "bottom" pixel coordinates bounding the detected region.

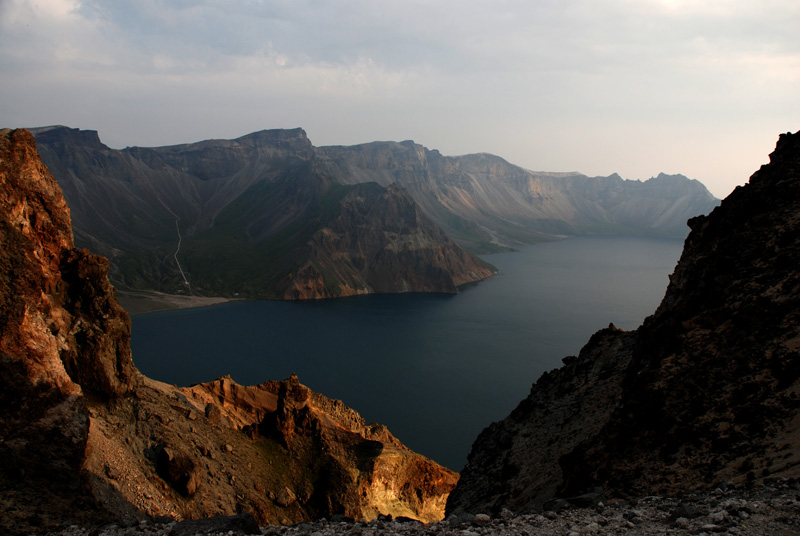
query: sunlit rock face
[
  {"left": 0, "top": 128, "right": 137, "bottom": 534},
  {"left": 78, "top": 372, "right": 458, "bottom": 527},
  {"left": 0, "top": 129, "right": 457, "bottom": 534},
  {"left": 185, "top": 374, "right": 459, "bottom": 522},
  {"left": 448, "top": 131, "right": 800, "bottom": 515}
]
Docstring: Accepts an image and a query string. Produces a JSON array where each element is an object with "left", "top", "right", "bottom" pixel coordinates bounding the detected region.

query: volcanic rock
[
  {"left": 156, "top": 446, "right": 201, "bottom": 497},
  {"left": 30, "top": 126, "right": 496, "bottom": 300},
  {"left": 0, "top": 128, "right": 138, "bottom": 534},
  {"left": 29, "top": 126, "right": 716, "bottom": 301},
  {"left": 447, "top": 131, "right": 800, "bottom": 515},
  {"left": 31, "top": 480, "right": 800, "bottom": 536},
  {"left": 0, "top": 129, "right": 458, "bottom": 533},
  {"left": 169, "top": 513, "right": 261, "bottom": 536}
]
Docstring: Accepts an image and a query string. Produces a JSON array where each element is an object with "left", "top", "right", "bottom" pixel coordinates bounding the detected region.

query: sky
[{"left": 1, "top": 0, "right": 797, "bottom": 198}]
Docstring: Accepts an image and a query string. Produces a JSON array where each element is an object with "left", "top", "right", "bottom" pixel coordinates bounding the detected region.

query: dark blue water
[{"left": 131, "top": 235, "right": 684, "bottom": 470}]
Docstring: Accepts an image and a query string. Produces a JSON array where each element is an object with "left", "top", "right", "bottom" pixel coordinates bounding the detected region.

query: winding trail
[{"left": 173, "top": 219, "right": 191, "bottom": 292}]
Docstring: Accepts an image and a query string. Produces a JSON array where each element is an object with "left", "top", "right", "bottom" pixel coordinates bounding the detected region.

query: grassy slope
[{"left": 181, "top": 176, "right": 354, "bottom": 298}]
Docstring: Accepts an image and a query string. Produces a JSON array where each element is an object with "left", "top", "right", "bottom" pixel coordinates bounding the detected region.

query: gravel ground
[{"left": 40, "top": 479, "right": 800, "bottom": 536}]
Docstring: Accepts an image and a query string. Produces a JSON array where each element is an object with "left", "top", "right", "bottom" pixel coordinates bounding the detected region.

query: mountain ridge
[
  {"left": 315, "top": 138, "right": 718, "bottom": 248},
  {"left": 30, "top": 126, "right": 716, "bottom": 300},
  {"left": 30, "top": 125, "right": 496, "bottom": 300}
]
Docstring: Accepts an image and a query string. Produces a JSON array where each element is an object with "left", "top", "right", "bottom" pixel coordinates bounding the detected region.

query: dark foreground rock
[
  {"left": 448, "top": 130, "right": 800, "bottom": 515},
  {"left": 40, "top": 480, "right": 800, "bottom": 535},
  {"left": 169, "top": 513, "right": 261, "bottom": 536}
]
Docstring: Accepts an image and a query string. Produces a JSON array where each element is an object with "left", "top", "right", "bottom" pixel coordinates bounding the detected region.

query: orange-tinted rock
[
  {"left": 0, "top": 128, "right": 136, "bottom": 534},
  {"left": 187, "top": 374, "right": 459, "bottom": 522},
  {"left": 0, "top": 129, "right": 459, "bottom": 532}
]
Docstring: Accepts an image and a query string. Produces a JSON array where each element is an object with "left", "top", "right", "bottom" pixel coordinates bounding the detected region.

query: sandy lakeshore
[{"left": 116, "top": 290, "right": 232, "bottom": 315}]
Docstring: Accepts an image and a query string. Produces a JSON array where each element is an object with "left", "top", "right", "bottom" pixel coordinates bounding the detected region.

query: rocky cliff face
[
  {"left": 183, "top": 374, "right": 457, "bottom": 522},
  {"left": 283, "top": 182, "right": 495, "bottom": 299},
  {"left": 0, "top": 129, "right": 457, "bottom": 534},
  {"left": 31, "top": 126, "right": 715, "bottom": 300},
  {"left": 447, "top": 131, "right": 800, "bottom": 515},
  {"left": 80, "top": 373, "right": 457, "bottom": 527},
  {"left": 0, "top": 128, "right": 138, "bottom": 533},
  {"left": 30, "top": 126, "right": 495, "bottom": 300},
  {"left": 316, "top": 142, "right": 719, "bottom": 250}
]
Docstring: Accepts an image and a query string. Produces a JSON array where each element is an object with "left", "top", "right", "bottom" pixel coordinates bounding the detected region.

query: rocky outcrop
[
  {"left": 447, "top": 131, "right": 800, "bottom": 515},
  {"left": 0, "top": 129, "right": 457, "bottom": 533},
  {"left": 182, "top": 374, "right": 457, "bottom": 522},
  {"left": 78, "top": 373, "right": 457, "bottom": 527},
  {"left": 283, "top": 183, "right": 496, "bottom": 299},
  {"left": 0, "top": 128, "right": 138, "bottom": 534},
  {"left": 445, "top": 326, "right": 636, "bottom": 514},
  {"left": 0, "top": 128, "right": 135, "bottom": 399}
]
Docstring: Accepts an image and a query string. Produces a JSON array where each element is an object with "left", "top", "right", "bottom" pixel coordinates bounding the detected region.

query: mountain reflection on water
[{"left": 131, "top": 234, "right": 684, "bottom": 470}]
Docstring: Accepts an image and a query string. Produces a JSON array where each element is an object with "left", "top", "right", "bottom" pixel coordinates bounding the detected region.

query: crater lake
[{"left": 131, "top": 234, "right": 684, "bottom": 470}]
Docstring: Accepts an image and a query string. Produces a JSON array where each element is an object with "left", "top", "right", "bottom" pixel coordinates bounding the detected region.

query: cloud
[{"left": 0, "top": 0, "right": 797, "bottom": 197}]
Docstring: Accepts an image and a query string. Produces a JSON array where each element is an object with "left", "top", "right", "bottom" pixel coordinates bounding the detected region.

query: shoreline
[{"left": 116, "top": 290, "right": 232, "bottom": 315}]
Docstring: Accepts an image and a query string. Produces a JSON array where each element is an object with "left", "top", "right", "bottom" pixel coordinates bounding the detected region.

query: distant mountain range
[
  {"left": 31, "top": 126, "right": 718, "bottom": 299},
  {"left": 316, "top": 142, "right": 719, "bottom": 250}
]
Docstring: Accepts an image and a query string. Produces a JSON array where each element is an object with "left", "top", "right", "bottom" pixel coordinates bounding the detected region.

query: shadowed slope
[{"left": 448, "top": 131, "right": 800, "bottom": 515}]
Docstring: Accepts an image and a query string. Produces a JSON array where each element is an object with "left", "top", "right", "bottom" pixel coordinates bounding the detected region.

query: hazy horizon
[{"left": 2, "top": 0, "right": 798, "bottom": 198}]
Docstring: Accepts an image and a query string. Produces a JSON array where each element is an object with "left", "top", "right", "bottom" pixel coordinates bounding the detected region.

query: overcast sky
[{"left": 1, "top": 0, "right": 797, "bottom": 197}]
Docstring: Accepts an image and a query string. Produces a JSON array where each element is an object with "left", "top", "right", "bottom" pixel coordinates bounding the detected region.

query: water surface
[{"left": 131, "top": 235, "right": 684, "bottom": 470}]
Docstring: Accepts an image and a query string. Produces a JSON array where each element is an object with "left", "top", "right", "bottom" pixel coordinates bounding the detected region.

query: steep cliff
[
  {"left": 81, "top": 373, "right": 457, "bottom": 526},
  {"left": 31, "top": 126, "right": 495, "bottom": 299},
  {"left": 282, "top": 182, "right": 495, "bottom": 298},
  {"left": 31, "top": 126, "right": 714, "bottom": 300},
  {"left": 447, "top": 131, "right": 800, "bottom": 515},
  {"left": 183, "top": 374, "right": 457, "bottom": 522},
  {"left": 0, "top": 129, "right": 457, "bottom": 533},
  {"left": 316, "top": 142, "right": 719, "bottom": 250},
  {"left": 0, "top": 128, "right": 138, "bottom": 533}
]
